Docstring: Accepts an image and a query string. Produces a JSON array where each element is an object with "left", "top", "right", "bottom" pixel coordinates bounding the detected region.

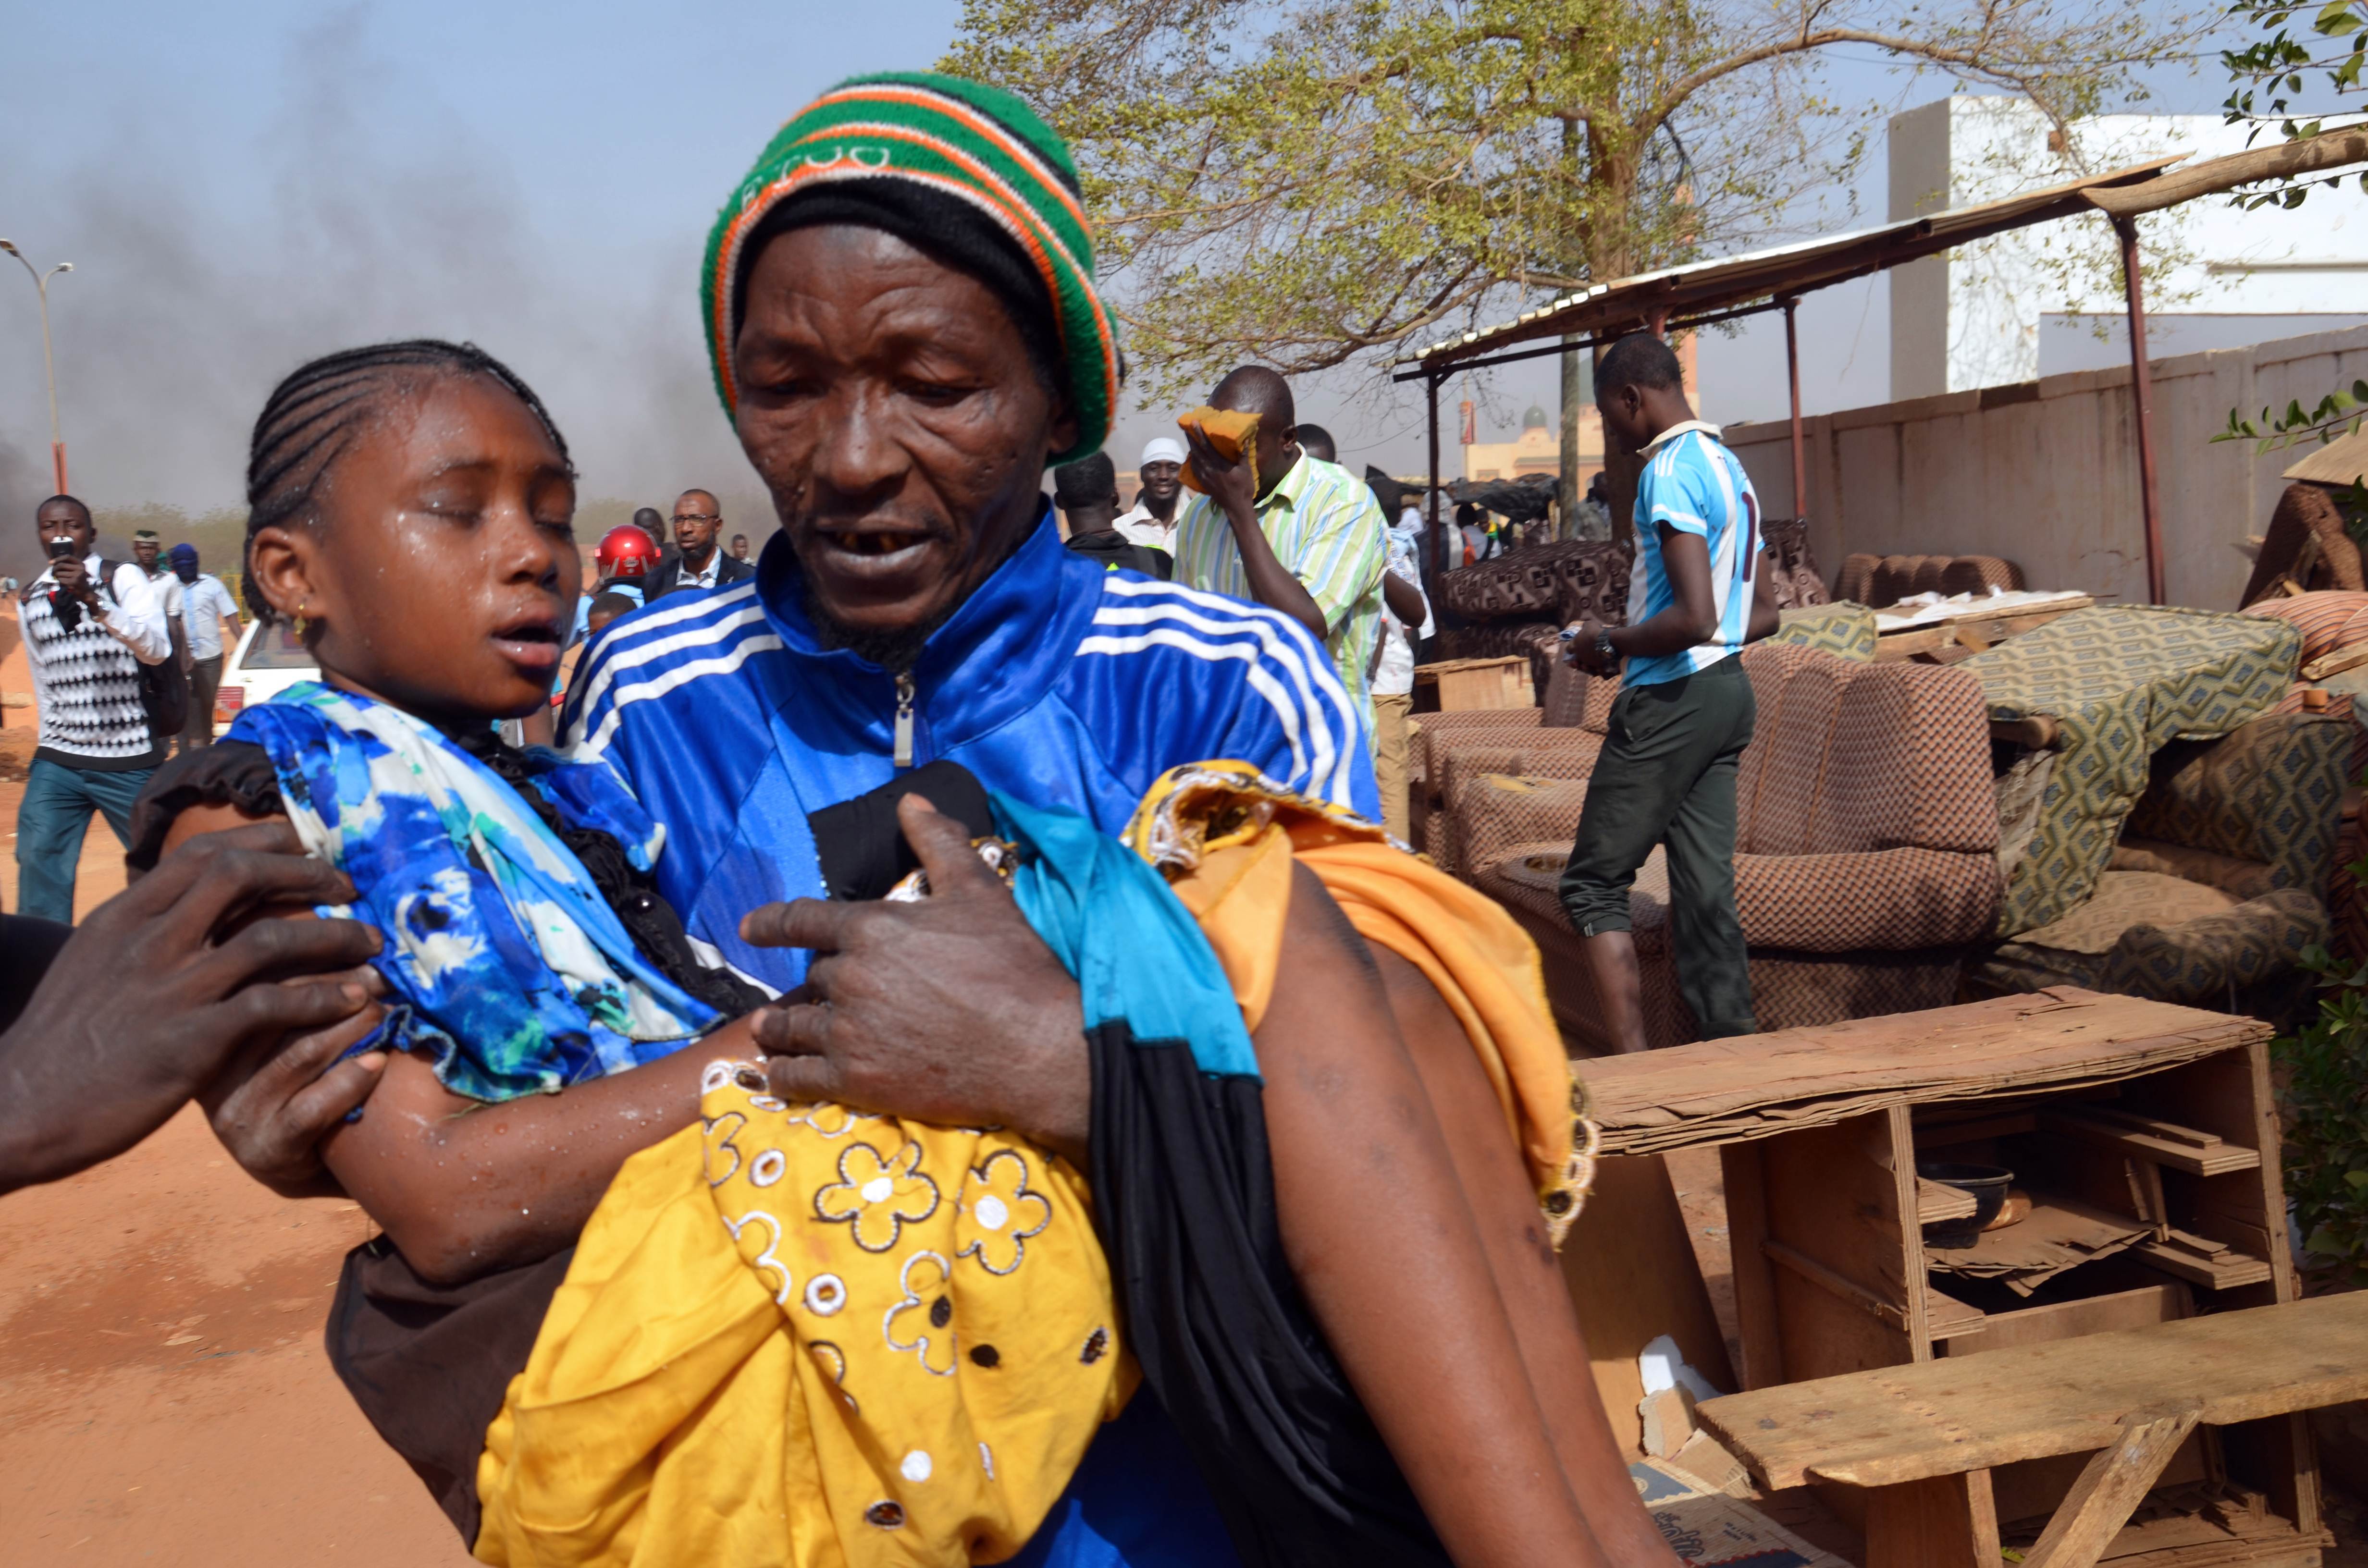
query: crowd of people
[{"left": 0, "top": 63, "right": 1776, "bottom": 1568}]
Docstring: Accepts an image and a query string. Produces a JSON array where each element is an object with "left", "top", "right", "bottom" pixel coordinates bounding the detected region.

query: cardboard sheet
[
  {"left": 1630, "top": 1460, "right": 1852, "bottom": 1568},
  {"left": 1925, "top": 1192, "right": 2148, "bottom": 1297}
]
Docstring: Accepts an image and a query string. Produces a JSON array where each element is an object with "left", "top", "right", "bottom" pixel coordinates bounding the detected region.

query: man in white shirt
[
  {"left": 1369, "top": 506, "right": 1433, "bottom": 842},
  {"left": 167, "top": 543, "right": 242, "bottom": 751},
  {"left": 133, "top": 530, "right": 191, "bottom": 753},
  {"left": 16, "top": 495, "right": 173, "bottom": 921},
  {"left": 1111, "top": 435, "right": 1185, "bottom": 554}
]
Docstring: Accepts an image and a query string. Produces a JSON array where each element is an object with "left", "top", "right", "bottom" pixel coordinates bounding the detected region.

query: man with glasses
[{"left": 646, "top": 487, "right": 753, "bottom": 599}]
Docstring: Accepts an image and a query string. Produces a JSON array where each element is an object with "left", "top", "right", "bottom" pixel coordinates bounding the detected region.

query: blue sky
[{"left": 0, "top": 0, "right": 2231, "bottom": 521}]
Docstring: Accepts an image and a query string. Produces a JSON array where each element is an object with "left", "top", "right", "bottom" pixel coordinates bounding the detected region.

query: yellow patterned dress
[{"left": 471, "top": 764, "right": 1587, "bottom": 1568}]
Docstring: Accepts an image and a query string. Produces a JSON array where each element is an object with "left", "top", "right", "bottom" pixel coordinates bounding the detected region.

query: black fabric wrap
[
  {"left": 731, "top": 181, "right": 1069, "bottom": 400},
  {"left": 125, "top": 736, "right": 768, "bottom": 1019},
  {"left": 125, "top": 741, "right": 285, "bottom": 871},
  {"left": 0, "top": 915, "right": 73, "bottom": 1032},
  {"left": 326, "top": 1239, "right": 575, "bottom": 1545},
  {"left": 807, "top": 757, "right": 997, "bottom": 901},
  {"left": 1086, "top": 1019, "right": 1448, "bottom": 1566}
]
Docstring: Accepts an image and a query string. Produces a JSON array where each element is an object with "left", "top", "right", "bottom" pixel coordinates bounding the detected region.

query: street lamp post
[{"left": 0, "top": 240, "right": 74, "bottom": 493}]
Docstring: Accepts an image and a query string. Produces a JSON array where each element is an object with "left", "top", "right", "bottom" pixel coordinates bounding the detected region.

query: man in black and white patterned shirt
[{"left": 16, "top": 495, "right": 171, "bottom": 922}]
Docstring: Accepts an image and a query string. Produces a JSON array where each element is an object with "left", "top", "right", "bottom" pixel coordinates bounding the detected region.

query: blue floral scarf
[{"left": 227, "top": 683, "right": 721, "bottom": 1102}]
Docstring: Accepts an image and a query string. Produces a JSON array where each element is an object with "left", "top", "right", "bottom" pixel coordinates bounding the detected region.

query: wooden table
[
  {"left": 1574, "top": 990, "right": 2321, "bottom": 1568},
  {"left": 1873, "top": 594, "right": 2093, "bottom": 663},
  {"left": 1695, "top": 1294, "right": 2368, "bottom": 1568}
]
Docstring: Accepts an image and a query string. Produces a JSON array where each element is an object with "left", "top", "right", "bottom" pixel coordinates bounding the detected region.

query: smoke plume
[{"left": 0, "top": 10, "right": 769, "bottom": 583}]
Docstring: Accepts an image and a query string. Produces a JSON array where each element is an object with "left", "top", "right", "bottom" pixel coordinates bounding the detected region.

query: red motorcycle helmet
[{"left": 594, "top": 524, "right": 661, "bottom": 580}]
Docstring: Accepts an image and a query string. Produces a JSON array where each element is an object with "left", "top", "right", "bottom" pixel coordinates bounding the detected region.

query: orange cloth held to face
[{"left": 1175, "top": 407, "right": 1261, "bottom": 494}]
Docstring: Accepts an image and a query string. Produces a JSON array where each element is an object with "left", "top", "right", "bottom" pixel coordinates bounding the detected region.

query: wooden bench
[{"left": 1695, "top": 1292, "right": 2368, "bottom": 1568}]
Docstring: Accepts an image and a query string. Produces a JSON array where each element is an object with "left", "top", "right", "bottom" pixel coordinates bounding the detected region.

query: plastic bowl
[{"left": 1917, "top": 1160, "right": 2015, "bottom": 1235}]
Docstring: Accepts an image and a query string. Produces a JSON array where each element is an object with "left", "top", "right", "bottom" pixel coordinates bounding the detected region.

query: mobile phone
[{"left": 46, "top": 538, "right": 75, "bottom": 560}]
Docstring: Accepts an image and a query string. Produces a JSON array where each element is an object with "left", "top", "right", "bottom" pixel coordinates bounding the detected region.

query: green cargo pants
[{"left": 1557, "top": 656, "right": 1757, "bottom": 1041}]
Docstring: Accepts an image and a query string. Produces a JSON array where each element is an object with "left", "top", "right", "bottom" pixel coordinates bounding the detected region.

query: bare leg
[
  {"left": 1258, "top": 862, "right": 1611, "bottom": 1567},
  {"left": 1580, "top": 930, "right": 1653, "bottom": 1054},
  {"left": 1375, "top": 945, "right": 1682, "bottom": 1568}
]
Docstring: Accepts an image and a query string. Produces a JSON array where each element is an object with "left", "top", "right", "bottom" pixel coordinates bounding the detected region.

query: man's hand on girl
[{"left": 739, "top": 794, "right": 1090, "bottom": 1165}]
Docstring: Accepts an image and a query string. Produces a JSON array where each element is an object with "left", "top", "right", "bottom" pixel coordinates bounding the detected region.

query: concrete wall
[
  {"left": 1724, "top": 323, "right": 2368, "bottom": 611},
  {"left": 1884, "top": 96, "right": 2368, "bottom": 401}
]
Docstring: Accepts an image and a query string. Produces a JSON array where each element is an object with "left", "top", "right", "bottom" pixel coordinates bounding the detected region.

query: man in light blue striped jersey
[{"left": 1558, "top": 331, "right": 1772, "bottom": 1054}]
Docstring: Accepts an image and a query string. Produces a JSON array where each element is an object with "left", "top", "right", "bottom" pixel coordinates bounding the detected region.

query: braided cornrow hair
[{"left": 242, "top": 339, "right": 571, "bottom": 623}]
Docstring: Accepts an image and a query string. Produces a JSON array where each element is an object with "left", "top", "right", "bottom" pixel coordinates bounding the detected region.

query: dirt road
[
  {"left": 0, "top": 768, "right": 470, "bottom": 1565},
  {"left": 0, "top": 1101, "right": 471, "bottom": 1565}
]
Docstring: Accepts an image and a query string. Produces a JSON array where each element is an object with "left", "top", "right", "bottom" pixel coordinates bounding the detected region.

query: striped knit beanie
[{"left": 702, "top": 72, "right": 1118, "bottom": 464}]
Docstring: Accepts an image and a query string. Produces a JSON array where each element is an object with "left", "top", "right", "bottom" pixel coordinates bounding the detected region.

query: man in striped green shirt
[{"left": 1172, "top": 367, "right": 1389, "bottom": 728}]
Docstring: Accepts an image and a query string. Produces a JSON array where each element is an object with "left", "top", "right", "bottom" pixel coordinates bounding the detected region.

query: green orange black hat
[{"left": 702, "top": 71, "right": 1118, "bottom": 464}]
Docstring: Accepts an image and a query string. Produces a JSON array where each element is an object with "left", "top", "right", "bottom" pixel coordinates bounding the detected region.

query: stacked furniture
[
  {"left": 1444, "top": 639, "right": 2004, "bottom": 1052},
  {"left": 1962, "top": 607, "right": 2346, "bottom": 1020},
  {"left": 1425, "top": 517, "right": 1832, "bottom": 693},
  {"left": 1430, "top": 537, "right": 1632, "bottom": 694},
  {"left": 2240, "top": 592, "right": 2368, "bottom": 964},
  {"left": 1407, "top": 604, "right": 1879, "bottom": 878},
  {"left": 1835, "top": 552, "right": 2025, "bottom": 608}
]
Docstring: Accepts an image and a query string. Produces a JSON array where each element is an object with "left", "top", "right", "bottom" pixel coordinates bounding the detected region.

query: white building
[{"left": 1889, "top": 95, "right": 2368, "bottom": 399}]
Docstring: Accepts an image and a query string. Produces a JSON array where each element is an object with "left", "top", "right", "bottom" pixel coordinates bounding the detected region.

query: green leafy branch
[
  {"left": 2214, "top": 379, "right": 2368, "bottom": 450},
  {"left": 2223, "top": 0, "right": 2368, "bottom": 151},
  {"left": 2275, "top": 938, "right": 2368, "bottom": 1288}
]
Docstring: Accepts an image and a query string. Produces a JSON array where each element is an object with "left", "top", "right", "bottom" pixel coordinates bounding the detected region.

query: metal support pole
[
  {"left": 1784, "top": 298, "right": 1807, "bottom": 523},
  {"left": 1426, "top": 372, "right": 1444, "bottom": 584},
  {"left": 2114, "top": 215, "right": 2166, "bottom": 606},
  {"left": 0, "top": 243, "right": 72, "bottom": 492},
  {"left": 37, "top": 275, "right": 64, "bottom": 493}
]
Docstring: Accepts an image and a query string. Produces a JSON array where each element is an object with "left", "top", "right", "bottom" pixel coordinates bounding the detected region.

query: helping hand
[
  {"left": 740, "top": 795, "right": 1090, "bottom": 1165},
  {"left": 202, "top": 969, "right": 389, "bottom": 1198},
  {"left": 0, "top": 821, "right": 384, "bottom": 1193}
]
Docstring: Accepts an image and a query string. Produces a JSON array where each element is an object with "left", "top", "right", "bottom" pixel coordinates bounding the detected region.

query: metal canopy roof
[{"left": 1400, "top": 154, "right": 2181, "bottom": 374}]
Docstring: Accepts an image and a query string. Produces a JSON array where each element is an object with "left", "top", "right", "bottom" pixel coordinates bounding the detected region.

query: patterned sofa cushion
[
  {"left": 2105, "top": 888, "right": 2330, "bottom": 1001},
  {"left": 1436, "top": 540, "right": 1632, "bottom": 625},
  {"left": 1451, "top": 770, "right": 1594, "bottom": 885},
  {"left": 2243, "top": 590, "right": 2368, "bottom": 665},
  {"left": 1737, "top": 849, "right": 2000, "bottom": 950},
  {"left": 2109, "top": 839, "right": 2281, "bottom": 902},
  {"left": 1812, "top": 661, "right": 1998, "bottom": 855},
  {"left": 1478, "top": 842, "right": 1973, "bottom": 1047},
  {"left": 2121, "top": 710, "right": 2350, "bottom": 899},
  {"left": 1761, "top": 517, "right": 1831, "bottom": 611},
  {"left": 1769, "top": 603, "right": 1879, "bottom": 661},
  {"left": 1408, "top": 707, "right": 1540, "bottom": 793},
  {"left": 1980, "top": 889, "right": 2330, "bottom": 1010},
  {"left": 1547, "top": 540, "right": 1636, "bottom": 627},
  {"left": 1475, "top": 833, "right": 1998, "bottom": 952},
  {"left": 1965, "top": 606, "right": 2303, "bottom": 935}
]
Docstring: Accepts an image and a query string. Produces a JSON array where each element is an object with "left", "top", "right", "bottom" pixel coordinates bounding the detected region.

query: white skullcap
[{"left": 1139, "top": 436, "right": 1187, "bottom": 467}]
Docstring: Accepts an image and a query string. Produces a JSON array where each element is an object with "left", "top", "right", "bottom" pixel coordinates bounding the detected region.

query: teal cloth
[{"left": 997, "top": 791, "right": 1261, "bottom": 1080}]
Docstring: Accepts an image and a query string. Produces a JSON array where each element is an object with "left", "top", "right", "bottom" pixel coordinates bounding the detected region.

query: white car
[
  {"left": 213, "top": 620, "right": 538, "bottom": 747},
  {"left": 214, "top": 619, "right": 320, "bottom": 734}
]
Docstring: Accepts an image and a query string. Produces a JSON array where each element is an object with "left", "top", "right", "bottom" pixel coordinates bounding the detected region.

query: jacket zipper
[{"left": 893, "top": 671, "right": 916, "bottom": 769}]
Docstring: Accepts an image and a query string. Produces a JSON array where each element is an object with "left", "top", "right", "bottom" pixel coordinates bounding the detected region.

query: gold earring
[{"left": 294, "top": 599, "right": 315, "bottom": 638}]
